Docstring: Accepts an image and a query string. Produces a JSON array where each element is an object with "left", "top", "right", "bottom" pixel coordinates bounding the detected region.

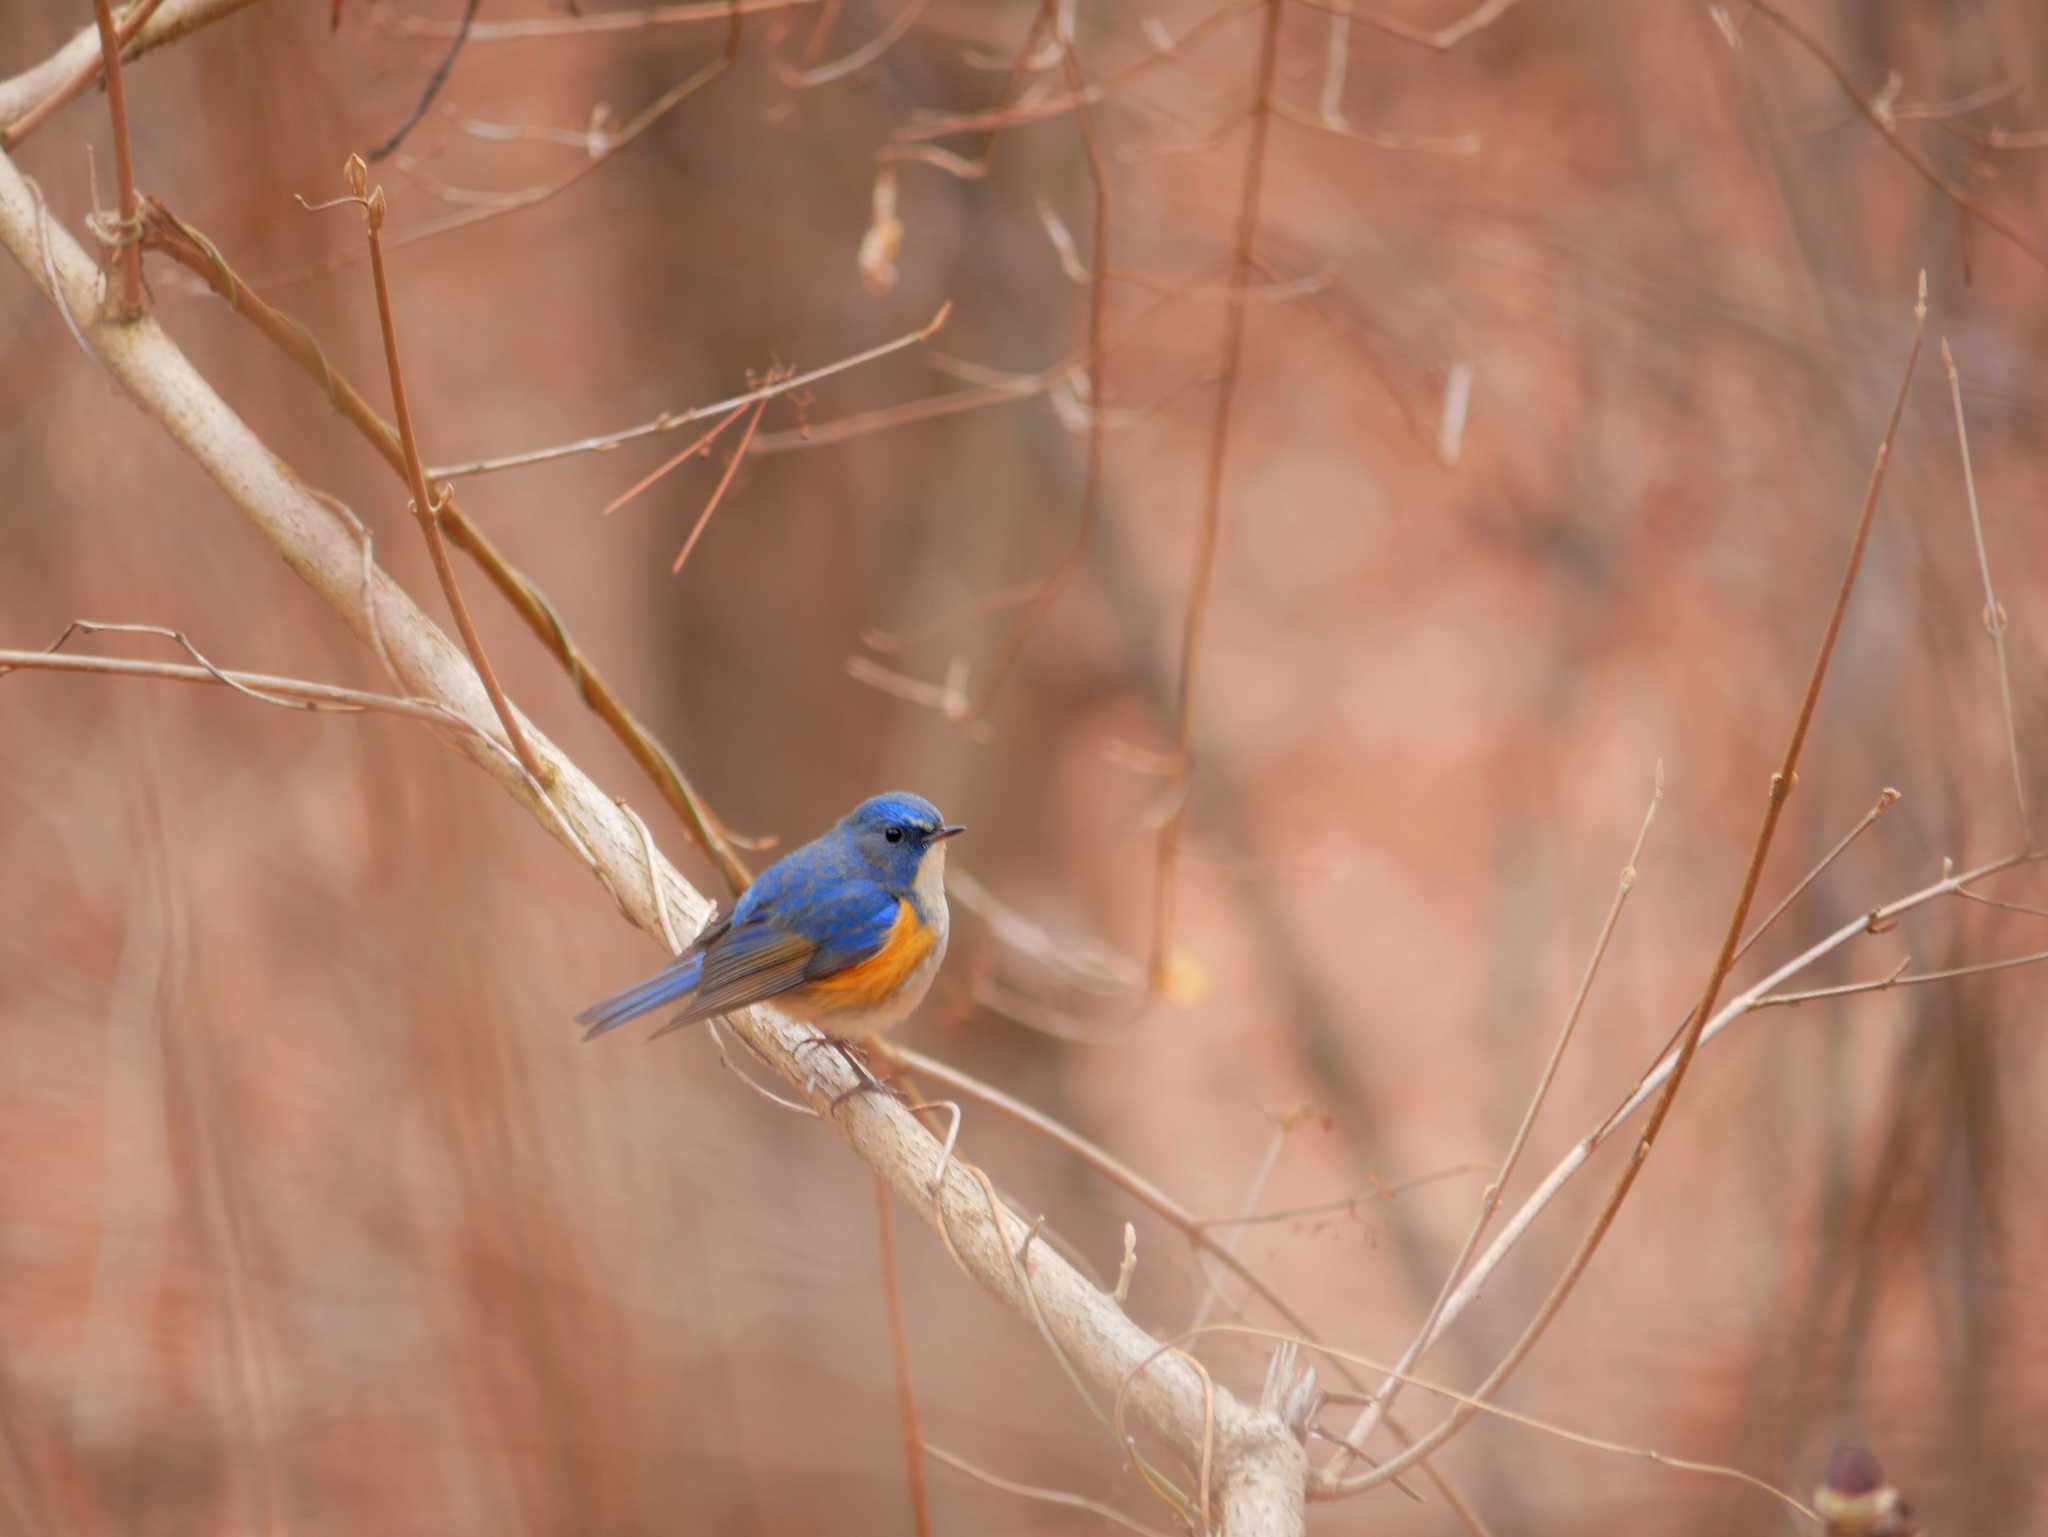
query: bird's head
[{"left": 841, "top": 791, "right": 964, "bottom": 889}]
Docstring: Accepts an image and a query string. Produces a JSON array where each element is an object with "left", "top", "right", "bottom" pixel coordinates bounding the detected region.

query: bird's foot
[{"left": 795, "top": 1033, "right": 904, "bottom": 1113}]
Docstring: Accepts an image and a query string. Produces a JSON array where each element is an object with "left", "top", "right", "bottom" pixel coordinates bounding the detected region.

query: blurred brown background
[{"left": 4, "top": 0, "right": 2047, "bottom": 1531}]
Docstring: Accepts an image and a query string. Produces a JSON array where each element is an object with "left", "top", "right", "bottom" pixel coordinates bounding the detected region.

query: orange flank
[{"left": 803, "top": 900, "right": 938, "bottom": 1012}]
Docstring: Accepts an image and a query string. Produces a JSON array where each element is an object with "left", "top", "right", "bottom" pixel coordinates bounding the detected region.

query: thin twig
[
  {"left": 1942, "top": 339, "right": 2031, "bottom": 848},
  {"left": 1191, "top": 1164, "right": 1489, "bottom": 1229},
  {"left": 430, "top": 304, "right": 950, "bottom": 479},
  {"left": 0, "top": 642, "right": 599, "bottom": 867},
  {"left": 282, "top": 19, "right": 745, "bottom": 279},
  {"left": 1752, "top": 947, "right": 2048, "bottom": 1008},
  {"left": 874, "top": 1175, "right": 933, "bottom": 1537},
  {"left": 603, "top": 403, "right": 749, "bottom": 517},
  {"left": 671, "top": 398, "right": 767, "bottom": 575},
  {"left": 330, "top": 155, "right": 551, "bottom": 789},
  {"left": 1318, "top": 276, "right": 1930, "bottom": 1499},
  {"left": 366, "top": 0, "right": 480, "bottom": 161},
  {"left": 137, "top": 198, "right": 756, "bottom": 896},
  {"left": 1339, "top": 764, "right": 1663, "bottom": 1459},
  {"left": 1, "top": 0, "right": 168, "bottom": 148},
  {"left": 1152, "top": 0, "right": 1283, "bottom": 989},
  {"left": 89, "top": 0, "right": 145, "bottom": 321}
]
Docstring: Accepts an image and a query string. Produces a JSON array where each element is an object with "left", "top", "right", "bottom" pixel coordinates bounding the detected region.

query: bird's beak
[{"left": 931, "top": 824, "right": 966, "bottom": 841}]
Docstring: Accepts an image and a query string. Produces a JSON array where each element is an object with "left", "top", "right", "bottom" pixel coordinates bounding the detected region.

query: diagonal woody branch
[
  {"left": 0, "top": 0, "right": 261, "bottom": 137},
  {"left": 0, "top": 143, "right": 1304, "bottom": 1535},
  {"left": 138, "top": 196, "right": 755, "bottom": 896}
]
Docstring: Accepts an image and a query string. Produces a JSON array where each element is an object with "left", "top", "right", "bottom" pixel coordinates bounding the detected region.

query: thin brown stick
[
  {"left": 874, "top": 1175, "right": 933, "bottom": 1537},
  {"left": 1, "top": 0, "right": 168, "bottom": 148},
  {"left": 1941, "top": 339, "right": 2032, "bottom": 848},
  {"left": 431, "top": 304, "right": 949, "bottom": 480},
  {"left": 603, "top": 404, "right": 749, "bottom": 517},
  {"left": 366, "top": 0, "right": 479, "bottom": 161},
  {"left": 1339, "top": 765, "right": 1662, "bottom": 1458},
  {"left": 1742, "top": 0, "right": 2048, "bottom": 276},
  {"left": 138, "top": 197, "right": 755, "bottom": 896},
  {"left": 671, "top": 397, "right": 767, "bottom": 574},
  {"left": 1319, "top": 275, "right": 1929, "bottom": 1499},
  {"left": 1151, "top": 0, "right": 1283, "bottom": 988},
  {"left": 281, "top": 19, "right": 744, "bottom": 281},
  {"left": 333, "top": 156, "right": 547, "bottom": 787},
  {"left": 89, "top": 0, "right": 145, "bottom": 320}
]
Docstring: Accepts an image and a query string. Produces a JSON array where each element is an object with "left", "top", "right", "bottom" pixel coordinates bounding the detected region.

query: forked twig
[
  {"left": 318, "top": 155, "right": 550, "bottom": 790},
  {"left": 431, "top": 304, "right": 950, "bottom": 480}
]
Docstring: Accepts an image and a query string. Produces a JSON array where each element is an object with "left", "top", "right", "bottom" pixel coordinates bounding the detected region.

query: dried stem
[
  {"left": 1337, "top": 764, "right": 1663, "bottom": 1459},
  {"left": 431, "top": 304, "right": 949, "bottom": 480},
  {"left": 340, "top": 157, "right": 550, "bottom": 790},
  {"left": 1152, "top": 0, "right": 1283, "bottom": 988},
  {"left": 366, "top": 0, "right": 480, "bottom": 161},
  {"left": 1941, "top": 340, "right": 2032, "bottom": 848},
  {"left": 671, "top": 398, "right": 767, "bottom": 575},
  {"left": 90, "top": 0, "right": 145, "bottom": 321},
  {"left": 0, "top": 0, "right": 248, "bottom": 143},
  {"left": 1317, "top": 277, "right": 1930, "bottom": 1499},
  {"left": 875, "top": 1175, "right": 933, "bottom": 1537},
  {"left": 1751, "top": 946, "right": 2048, "bottom": 1008},
  {"left": 137, "top": 198, "right": 755, "bottom": 896}
]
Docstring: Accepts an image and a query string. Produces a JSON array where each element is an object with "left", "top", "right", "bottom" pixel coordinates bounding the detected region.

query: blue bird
[{"left": 578, "top": 792, "right": 963, "bottom": 1043}]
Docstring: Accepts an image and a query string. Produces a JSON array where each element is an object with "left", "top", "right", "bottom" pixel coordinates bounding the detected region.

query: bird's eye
[{"left": 885, "top": 826, "right": 905, "bottom": 844}]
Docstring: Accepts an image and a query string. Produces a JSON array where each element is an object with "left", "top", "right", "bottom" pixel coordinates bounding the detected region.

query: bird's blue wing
[{"left": 577, "top": 846, "right": 900, "bottom": 1042}]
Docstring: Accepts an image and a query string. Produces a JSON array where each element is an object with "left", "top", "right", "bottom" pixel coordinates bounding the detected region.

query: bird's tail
[{"left": 576, "top": 952, "right": 705, "bottom": 1041}]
